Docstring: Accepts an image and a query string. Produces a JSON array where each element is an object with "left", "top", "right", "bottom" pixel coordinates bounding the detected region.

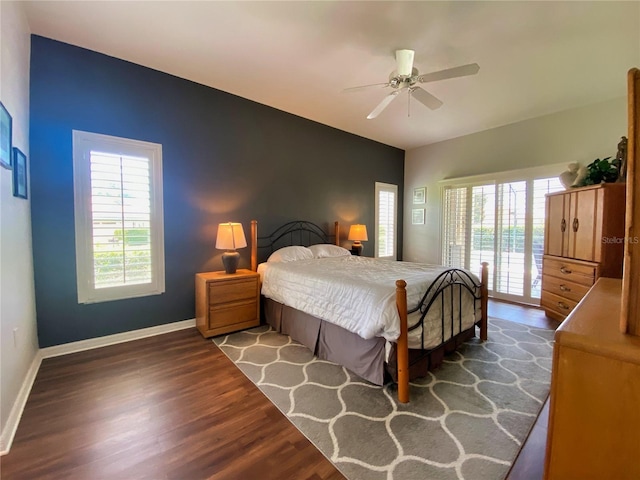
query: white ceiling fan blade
[
  {"left": 411, "top": 87, "right": 443, "bottom": 110},
  {"left": 342, "top": 82, "right": 390, "bottom": 93},
  {"left": 395, "top": 49, "right": 414, "bottom": 77},
  {"left": 418, "top": 63, "right": 480, "bottom": 83},
  {"left": 367, "top": 91, "right": 400, "bottom": 119}
]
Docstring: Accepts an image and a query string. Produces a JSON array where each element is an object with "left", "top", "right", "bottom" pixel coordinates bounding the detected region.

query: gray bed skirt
[{"left": 263, "top": 297, "right": 387, "bottom": 385}]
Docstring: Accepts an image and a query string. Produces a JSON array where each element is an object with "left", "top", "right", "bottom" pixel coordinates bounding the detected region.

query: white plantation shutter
[
  {"left": 442, "top": 186, "right": 468, "bottom": 268},
  {"left": 90, "top": 152, "right": 152, "bottom": 288},
  {"left": 495, "top": 181, "right": 527, "bottom": 296},
  {"left": 375, "top": 182, "right": 397, "bottom": 259},
  {"left": 73, "top": 131, "right": 165, "bottom": 303},
  {"left": 469, "top": 184, "right": 496, "bottom": 288}
]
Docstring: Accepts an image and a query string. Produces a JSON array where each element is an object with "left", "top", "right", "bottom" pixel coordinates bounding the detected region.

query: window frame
[
  {"left": 375, "top": 181, "right": 398, "bottom": 260},
  {"left": 72, "top": 130, "right": 165, "bottom": 304}
]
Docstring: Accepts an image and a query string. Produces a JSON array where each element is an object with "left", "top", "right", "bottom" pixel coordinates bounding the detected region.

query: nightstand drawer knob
[
  {"left": 557, "top": 301, "right": 570, "bottom": 310},
  {"left": 560, "top": 267, "right": 572, "bottom": 275},
  {"left": 559, "top": 284, "right": 571, "bottom": 292}
]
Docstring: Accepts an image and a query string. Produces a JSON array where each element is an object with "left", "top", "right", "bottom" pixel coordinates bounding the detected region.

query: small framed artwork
[
  {"left": 412, "top": 208, "right": 425, "bottom": 225},
  {"left": 413, "top": 187, "right": 426, "bottom": 204},
  {"left": 12, "top": 148, "right": 27, "bottom": 199},
  {"left": 0, "top": 101, "right": 12, "bottom": 169}
]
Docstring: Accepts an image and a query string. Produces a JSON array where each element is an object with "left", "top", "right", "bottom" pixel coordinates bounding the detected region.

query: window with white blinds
[
  {"left": 442, "top": 186, "right": 467, "bottom": 268},
  {"left": 73, "top": 131, "right": 165, "bottom": 304},
  {"left": 442, "top": 167, "right": 563, "bottom": 304},
  {"left": 375, "top": 182, "right": 397, "bottom": 259}
]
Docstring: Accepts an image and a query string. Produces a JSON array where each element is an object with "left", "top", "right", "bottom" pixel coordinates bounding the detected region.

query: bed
[{"left": 248, "top": 220, "right": 488, "bottom": 403}]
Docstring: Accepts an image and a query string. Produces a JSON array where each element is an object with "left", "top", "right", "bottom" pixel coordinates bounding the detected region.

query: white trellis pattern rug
[{"left": 214, "top": 318, "right": 554, "bottom": 480}]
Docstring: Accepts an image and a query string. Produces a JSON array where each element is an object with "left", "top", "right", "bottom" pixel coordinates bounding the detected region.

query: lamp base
[
  {"left": 221, "top": 250, "right": 240, "bottom": 274},
  {"left": 351, "top": 242, "right": 363, "bottom": 256}
]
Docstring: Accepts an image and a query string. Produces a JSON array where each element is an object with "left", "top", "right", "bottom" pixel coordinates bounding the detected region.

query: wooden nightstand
[{"left": 195, "top": 269, "right": 260, "bottom": 338}]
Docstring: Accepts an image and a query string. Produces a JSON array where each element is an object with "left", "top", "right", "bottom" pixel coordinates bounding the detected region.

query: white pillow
[
  {"left": 308, "top": 244, "right": 351, "bottom": 258},
  {"left": 267, "top": 246, "right": 314, "bottom": 263}
]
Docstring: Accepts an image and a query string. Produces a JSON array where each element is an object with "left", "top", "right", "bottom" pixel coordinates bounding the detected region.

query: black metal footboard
[{"left": 407, "top": 268, "right": 483, "bottom": 353}]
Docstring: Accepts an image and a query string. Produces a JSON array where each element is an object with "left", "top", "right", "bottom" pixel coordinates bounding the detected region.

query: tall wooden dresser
[{"left": 541, "top": 183, "right": 626, "bottom": 321}]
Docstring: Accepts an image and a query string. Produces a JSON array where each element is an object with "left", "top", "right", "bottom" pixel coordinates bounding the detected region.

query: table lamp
[
  {"left": 348, "top": 224, "right": 368, "bottom": 256},
  {"left": 216, "top": 222, "right": 247, "bottom": 274}
]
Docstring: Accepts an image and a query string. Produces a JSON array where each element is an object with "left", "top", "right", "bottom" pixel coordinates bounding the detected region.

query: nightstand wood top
[{"left": 196, "top": 269, "right": 258, "bottom": 281}]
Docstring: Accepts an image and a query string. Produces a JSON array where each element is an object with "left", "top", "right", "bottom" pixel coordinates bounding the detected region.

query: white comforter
[{"left": 259, "top": 256, "right": 480, "bottom": 344}]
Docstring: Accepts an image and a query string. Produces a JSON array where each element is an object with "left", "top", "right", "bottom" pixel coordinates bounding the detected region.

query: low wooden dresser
[
  {"left": 544, "top": 278, "right": 640, "bottom": 479},
  {"left": 195, "top": 269, "right": 260, "bottom": 338}
]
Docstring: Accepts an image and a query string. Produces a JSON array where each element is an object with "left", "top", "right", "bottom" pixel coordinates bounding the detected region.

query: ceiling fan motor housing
[{"left": 389, "top": 68, "right": 419, "bottom": 89}]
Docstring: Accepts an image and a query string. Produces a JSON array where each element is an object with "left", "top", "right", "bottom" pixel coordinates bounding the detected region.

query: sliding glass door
[{"left": 443, "top": 176, "right": 563, "bottom": 304}]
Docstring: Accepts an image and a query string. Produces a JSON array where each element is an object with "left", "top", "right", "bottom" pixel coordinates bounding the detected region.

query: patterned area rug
[{"left": 214, "top": 318, "right": 554, "bottom": 480}]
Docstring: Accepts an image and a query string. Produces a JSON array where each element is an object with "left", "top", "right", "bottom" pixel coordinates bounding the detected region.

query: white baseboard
[
  {"left": 1, "top": 318, "right": 196, "bottom": 456},
  {"left": 0, "top": 351, "right": 43, "bottom": 455},
  {"left": 40, "top": 318, "right": 196, "bottom": 359}
]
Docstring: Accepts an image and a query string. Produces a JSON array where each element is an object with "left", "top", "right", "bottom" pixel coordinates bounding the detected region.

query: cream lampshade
[
  {"left": 216, "top": 222, "right": 247, "bottom": 274},
  {"left": 348, "top": 224, "right": 368, "bottom": 256}
]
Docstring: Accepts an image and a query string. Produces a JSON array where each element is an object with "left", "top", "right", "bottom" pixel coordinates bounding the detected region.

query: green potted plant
[{"left": 583, "top": 157, "right": 618, "bottom": 185}]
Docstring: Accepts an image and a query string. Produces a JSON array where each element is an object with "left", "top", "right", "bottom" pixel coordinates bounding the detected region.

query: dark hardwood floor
[
  {"left": 0, "top": 299, "right": 558, "bottom": 480},
  {"left": 0, "top": 328, "right": 345, "bottom": 480}
]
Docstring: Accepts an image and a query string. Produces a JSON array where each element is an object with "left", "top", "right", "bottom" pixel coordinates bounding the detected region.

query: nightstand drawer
[
  {"left": 543, "top": 257, "right": 596, "bottom": 287},
  {"left": 209, "top": 300, "right": 258, "bottom": 329},
  {"left": 209, "top": 277, "right": 258, "bottom": 305},
  {"left": 542, "top": 276, "right": 591, "bottom": 303}
]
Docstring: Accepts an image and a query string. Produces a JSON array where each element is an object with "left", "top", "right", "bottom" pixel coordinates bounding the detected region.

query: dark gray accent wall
[{"left": 30, "top": 36, "right": 404, "bottom": 347}]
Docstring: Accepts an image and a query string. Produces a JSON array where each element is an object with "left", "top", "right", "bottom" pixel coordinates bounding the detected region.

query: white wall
[
  {"left": 404, "top": 96, "right": 628, "bottom": 264},
  {"left": 1, "top": 1, "right": 39, "bottom": 453}
]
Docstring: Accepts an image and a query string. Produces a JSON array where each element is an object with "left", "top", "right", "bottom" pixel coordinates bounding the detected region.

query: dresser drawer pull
[
  {"left": 559, "top": 284, "right": 571, "bottom": 292},
  {"left": 557, "top": 301, "right": 570, "bottom": 310},
  {"left": 559, "top": 266, "right": 572, "bottom": 275},
  {"left": 572, "top": 218, "right": 579, "bottom": 232},
  {"left": 560, "top": 218, "right": 566, "bottom": 233}
]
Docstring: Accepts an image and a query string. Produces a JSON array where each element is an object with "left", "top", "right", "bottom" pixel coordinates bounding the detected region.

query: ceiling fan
[{"left": 344, "top": 50, "right": 480, "bottom": 119}]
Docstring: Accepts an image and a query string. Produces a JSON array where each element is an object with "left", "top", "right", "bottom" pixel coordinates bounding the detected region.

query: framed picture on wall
[
  {"left": 412, "top": 208, "right": 425, "bottom": 225},
  {"left": 413, "top": 187, "right": 426, "bottom": 204},
  {"left": 12, "top": 148, "right": 27, "bottom": 199},
  {"left": 0, "top": 101, "right": 12, "bottom": 169}
]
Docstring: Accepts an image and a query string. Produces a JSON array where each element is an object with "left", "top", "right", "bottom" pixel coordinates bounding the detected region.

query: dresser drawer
[
  {"left": 209, "top": 277, "right": 258, "bottom": 305},
  {"left": 209, "top": 300, "right": 258, "bottom": 329},
  {"left": 541, "top": 290, "right": 578, "bottom": 318},
  {"left": 543, "top": 257, "right": 596, "bottom": 287},
  {"left": 542, "top": 275, "right": 592, "bottom": 304}
]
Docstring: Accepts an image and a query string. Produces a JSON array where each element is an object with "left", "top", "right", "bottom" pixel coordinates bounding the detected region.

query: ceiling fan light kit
[
  {"left": 345, "top": 49, "right": 480, "bottom": 120},
  {"left": 395, "top": 49, "right": 415, "bottom": 77}
]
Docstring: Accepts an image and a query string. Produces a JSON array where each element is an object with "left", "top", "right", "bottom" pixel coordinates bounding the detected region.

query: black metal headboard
[{"left": 257, "top": 220, "right": 335, "bottom": 260}]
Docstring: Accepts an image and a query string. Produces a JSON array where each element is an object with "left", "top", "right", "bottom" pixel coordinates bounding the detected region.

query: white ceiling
[{"left": 21, "top": 1, "right": 640, "bottom": 150}]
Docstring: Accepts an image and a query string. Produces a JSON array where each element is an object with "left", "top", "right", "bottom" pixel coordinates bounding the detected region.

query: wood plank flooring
[
  {"left": 0, "top": 299, "right": 558, "bottom": 479},
  {"left": 0, "top": 328, "right": 345, "bottom": 480}
]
